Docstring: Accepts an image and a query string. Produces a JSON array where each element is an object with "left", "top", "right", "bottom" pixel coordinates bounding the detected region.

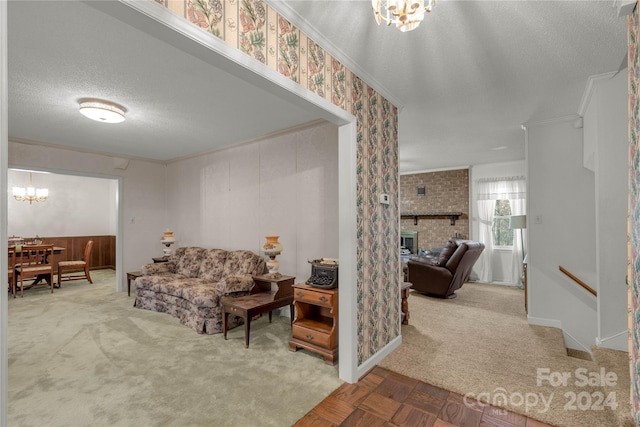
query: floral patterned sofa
[{"left": 134, "top": 247, "right": 266, "bottom": 334}]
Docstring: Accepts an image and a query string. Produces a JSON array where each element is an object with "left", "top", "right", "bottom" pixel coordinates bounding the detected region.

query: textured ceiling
[
  {"left": 276, "top": 0, "right": 628, "bottom": 172},
  {"left": 7, "top": 1, "right": 629, "bottom": 171},
  {"left": 8, "top": 1, "right": 321, "bottom": 162}
]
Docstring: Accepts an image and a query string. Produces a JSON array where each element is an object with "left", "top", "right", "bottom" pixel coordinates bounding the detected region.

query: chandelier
[
  {"left": 12, "top": 172, "right": 48, "bottom": 204},
  {"left": 371, "top": 0, "right": 436, "bottom": 32}
]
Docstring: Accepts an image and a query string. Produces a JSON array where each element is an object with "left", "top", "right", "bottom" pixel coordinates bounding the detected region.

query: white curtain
[
  {"left": 475, "top": 177, "right": 526, "bottom": 284},
  {"left": 507, "top": 179, "right": 526, "bottom": 284},
  {"left": 476, "top": 197, "right": 496, "bottom": 282}
]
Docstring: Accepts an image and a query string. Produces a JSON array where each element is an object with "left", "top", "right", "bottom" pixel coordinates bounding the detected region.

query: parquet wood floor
[{"left": 294, "top": 366, "right": 554, "bottom": 427}]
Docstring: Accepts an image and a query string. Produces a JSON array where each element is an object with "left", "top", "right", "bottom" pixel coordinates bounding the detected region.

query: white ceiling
[
  {"left": 8, "top": 1, "right": 629, "bottom": 171},
  {"left": 8, "top": 1, "right": 323, "bottom": 162},
  {"left": 275, "top": 0, "right": 628, "bottom": 173}
]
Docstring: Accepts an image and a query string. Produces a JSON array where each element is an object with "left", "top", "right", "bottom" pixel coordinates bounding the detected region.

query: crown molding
[
  {"left": 166, "top": 119, "right": 329, "bottom": 164},
  {"left": 266, "top": 0, "right": 405, "bottom": 110},
  {"left": 521, "top": 114, "right": 583, "bottom": 130},
  {"left": 522, "top": 69, "right": 621, "bottom": 130},
  {"left": 614, "top": 0, "right": 636, "bottom": 17},
  {"left": 577, "top": 71, "right": 619, "bottom": 116},
  {"left": 8, "top": 137, "right": 167, "bottom": 165},
  {"left": 400, "top": 165, "right": 470, "bottom": 175}
]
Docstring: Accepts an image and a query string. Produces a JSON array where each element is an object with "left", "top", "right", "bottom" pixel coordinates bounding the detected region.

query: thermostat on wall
[{"left": 379, "top": 194, "right": 390, "bottom": 205}]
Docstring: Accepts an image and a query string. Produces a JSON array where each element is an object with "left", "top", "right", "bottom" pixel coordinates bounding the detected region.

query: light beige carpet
[
  {"left": 379, "top": 283, "right": 634, "bottom": 427},
  {"left": 8, "top": 270, "right": 342, "bottom": 427}
]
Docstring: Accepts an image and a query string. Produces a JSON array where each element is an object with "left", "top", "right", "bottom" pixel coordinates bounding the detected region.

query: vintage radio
[{"left": 306, "top": 258, "right": 338, "bottom": 289}]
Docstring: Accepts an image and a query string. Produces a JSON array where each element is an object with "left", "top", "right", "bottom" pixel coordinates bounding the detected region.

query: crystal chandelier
[
  {"left": 12, "top": 172, "right": 48, "bottom": 204},
  {"left": 371, "top": 0, "right": 436, "bottom": 32}
]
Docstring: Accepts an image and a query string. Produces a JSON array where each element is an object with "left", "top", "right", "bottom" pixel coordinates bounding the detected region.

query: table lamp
[{"left": 263, "top": 234, "right": 283, "bottom": 278}]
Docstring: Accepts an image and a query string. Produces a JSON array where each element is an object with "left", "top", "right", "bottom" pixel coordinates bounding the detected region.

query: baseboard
[
  {"left": 527, "top": 315, "right": 562, "bottom": 329},
  {"left": 528, "top": 316, "right": 594, "bottom": 356},
  {"left": 596, "top": 330, "right": 628, "bottom": 352},
  {"left": 355, "top": 335, "right": 402, "bottom": 381}
]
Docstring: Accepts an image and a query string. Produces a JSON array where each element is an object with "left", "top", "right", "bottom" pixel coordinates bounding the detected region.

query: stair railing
[{"left": 559, "top": 266, "right": 597, "bottom": 297}]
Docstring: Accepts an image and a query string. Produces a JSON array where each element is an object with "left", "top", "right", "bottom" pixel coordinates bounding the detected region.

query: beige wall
[
  {"left": 8, "top": 170, "right": 117, "bottom": 238},
  {"left": 8, "top": 140, "right": 167, "bottom": 278},
  {"left": 164, "top": 121, "right": 339, "bottom": 282},
  {"left": 400, "top": 169, "right": 469, "bottom": 251}
]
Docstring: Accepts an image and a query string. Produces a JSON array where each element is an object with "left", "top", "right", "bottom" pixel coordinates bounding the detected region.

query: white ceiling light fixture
[
  {"left": 371, "top": 0, "right": 436, "bottom": 32},
  {"left": 79, "top": 98, "right": 126, "bottom": 123}
]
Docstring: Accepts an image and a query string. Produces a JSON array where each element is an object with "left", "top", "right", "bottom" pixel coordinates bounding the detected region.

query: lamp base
[{"left": 266, "top": 257, "right": 280, "bottom": 275}]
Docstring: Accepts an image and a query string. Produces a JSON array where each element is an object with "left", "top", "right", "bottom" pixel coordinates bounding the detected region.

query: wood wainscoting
[{"left": 42, "top": 235, "right": 115, "bottom": 272}]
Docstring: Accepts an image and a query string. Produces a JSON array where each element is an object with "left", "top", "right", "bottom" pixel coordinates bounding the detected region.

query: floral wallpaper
[
  {"left": 277, "top": 16, "right": 300, "bottom": 83},
  {"left": 239, "top": 0, "right": 266, "bottom": 63},
  {"left": 629, "top": 5, "right": 640, "bottom": 424},
  {"left": 161, "top": 0, "right": 400, "bottom": 368},
  {"left": 187, "top": 0, "right": 224, "bottom": 38}
]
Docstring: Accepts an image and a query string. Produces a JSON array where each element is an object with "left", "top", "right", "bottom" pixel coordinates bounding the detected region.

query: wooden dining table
[{"left": 8, "top": 246, "right": 66, "bottom": 287}]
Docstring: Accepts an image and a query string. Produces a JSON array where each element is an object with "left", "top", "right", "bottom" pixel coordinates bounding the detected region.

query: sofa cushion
[
  {"left": 141, "top": 262, "right": 173, "bottom": 276},
  {"left": 445, "top": 241, "right": 470, "bottom": 273},
  {"left": 198, "top": 249, "right": 228, "bottom": 282},
  {"left": 216, "top": 274, "right": 256, "bottom": 295},
  {"left": 175, "top": 247, "right": 206, "bottom": 278},
  {"left": 222, "top": 250, "right": 265, "bottom": 277},
  {"left": 167, "top": 247, "right": 187, "bottom": 269},
  {"left": 180, "top": 280, "right": 222, "bottom": 308},
  {"left": 437, "top": 240, "right": 458, "bottom": 266},
  {"left": 135, "top": 274, "right": 189, "bottom": 295}
]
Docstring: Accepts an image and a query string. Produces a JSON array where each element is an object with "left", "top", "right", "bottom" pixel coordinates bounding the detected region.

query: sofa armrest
[
  {"left": 141, "top": 262, "right": 174, "bottom": 275},
  {"left": 409, "top": 255, "right": 439, "bottom": 266},
  {"left": 216, "top": 274, "right": 255, "bottom": 296}
]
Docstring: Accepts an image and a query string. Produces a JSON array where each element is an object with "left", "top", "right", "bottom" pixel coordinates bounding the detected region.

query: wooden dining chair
[
  {"left": 57, "top": 240, "right": 93, "bottom": 286},
  {"left": 7, "top": 247, "right": 16, "bottom": 293},
  {"left": 14, "top": 244, "right": 54, "bottom": 298}
]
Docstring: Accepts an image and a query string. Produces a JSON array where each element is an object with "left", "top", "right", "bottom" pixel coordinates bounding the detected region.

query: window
[{"left": 492, "top": 199, "right": 514, "bottom": 247}]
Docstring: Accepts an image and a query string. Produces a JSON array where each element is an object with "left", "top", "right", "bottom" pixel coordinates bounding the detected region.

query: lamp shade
[
  {"left": 509, "top": 215, "right": 527, "bottom": 230},
  {"left": 263, "top": 235, "right": 283, "bottom": 255}
]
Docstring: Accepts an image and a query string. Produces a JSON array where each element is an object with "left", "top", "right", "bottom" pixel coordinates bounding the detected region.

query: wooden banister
[{"left": 559, "top": 266, "right": 597, "bottom": 297}]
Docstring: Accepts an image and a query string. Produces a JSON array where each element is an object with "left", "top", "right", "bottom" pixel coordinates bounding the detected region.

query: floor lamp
[
  {"left": 509, "top": 215, "right": 526, "bottom": 259},
  {"left": 509, "top": 215, "right": 526, "bottom": 285}
]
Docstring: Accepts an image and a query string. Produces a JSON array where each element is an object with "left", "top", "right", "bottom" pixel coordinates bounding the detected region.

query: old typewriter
[{"left": 306, "top": 258, "right": 338, "bottom": 289}]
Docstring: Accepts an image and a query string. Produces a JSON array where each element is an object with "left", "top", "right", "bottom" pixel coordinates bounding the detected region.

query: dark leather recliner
[{"left": 407, "top": 239, "right": 485, "bottom": 299}]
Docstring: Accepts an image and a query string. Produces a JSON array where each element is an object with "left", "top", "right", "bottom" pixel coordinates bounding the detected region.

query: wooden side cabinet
[{"left": 289, "top": 284, "right": 338, "bottom": 365}]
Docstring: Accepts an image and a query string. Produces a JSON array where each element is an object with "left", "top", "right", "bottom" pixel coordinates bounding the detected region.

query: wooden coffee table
[
  {"left": 222, "top": 274, "right": 295, "bottom": 348},
  {"left": 222, "top": 292, "right": 294, "bottom": 348}
]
